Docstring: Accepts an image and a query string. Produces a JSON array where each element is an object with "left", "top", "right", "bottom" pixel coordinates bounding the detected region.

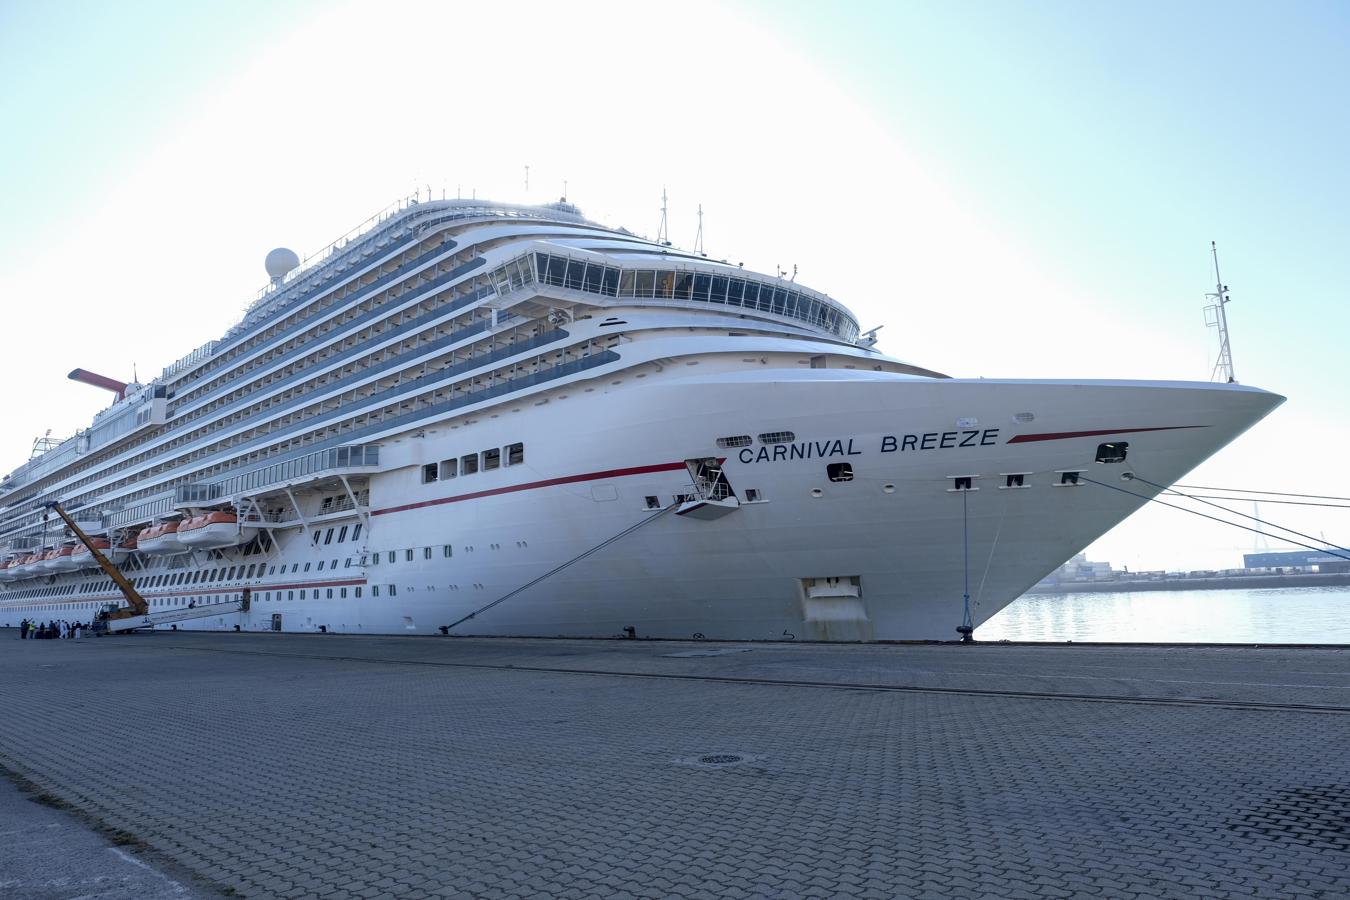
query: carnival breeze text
[{"left": 738, "top": 429, "right": 1001, "bottom": 463}]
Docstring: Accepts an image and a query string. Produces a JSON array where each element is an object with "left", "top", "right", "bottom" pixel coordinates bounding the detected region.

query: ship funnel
[{"left": 68, "top": 369, "right": 129, "bottom": 400}]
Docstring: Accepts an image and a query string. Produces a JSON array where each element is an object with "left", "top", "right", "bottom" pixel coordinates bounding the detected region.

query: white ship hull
[{"left": 2, "top": 374, "right": 1278, "bottom": 641}]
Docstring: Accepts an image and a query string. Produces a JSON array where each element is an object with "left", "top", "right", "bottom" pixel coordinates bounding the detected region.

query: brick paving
[{"left": 1, "top": 632, "right": 1347, "bottom": 899}]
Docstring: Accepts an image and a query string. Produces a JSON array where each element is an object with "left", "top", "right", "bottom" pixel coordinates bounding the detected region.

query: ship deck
[{"left": 3, "top": 632, "right": 1348, "bottom": 898}]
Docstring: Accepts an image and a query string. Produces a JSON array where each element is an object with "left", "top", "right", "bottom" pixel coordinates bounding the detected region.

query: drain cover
[
  {"left": 1229, "top": 785, "right": 1350, "bottom": 852},
  {"left": 675, "top": 752, "right": 759, "bottom": 769}
]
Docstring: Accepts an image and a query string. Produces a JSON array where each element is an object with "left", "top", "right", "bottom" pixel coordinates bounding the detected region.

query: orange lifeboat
[
  {"left": 137, "top": 521, "right": 186, "bottom": 555},
  {"left": 49, "top": 545, "right": 79, "bottom": 573},
  {"left": 178, "top": 511, "right": 256, "bottom": 549}
]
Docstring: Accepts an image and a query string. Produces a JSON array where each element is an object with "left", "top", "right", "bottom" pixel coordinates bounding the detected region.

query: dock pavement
[{"left": 1, "top": 631, "right": 1348, "bottom": 899}]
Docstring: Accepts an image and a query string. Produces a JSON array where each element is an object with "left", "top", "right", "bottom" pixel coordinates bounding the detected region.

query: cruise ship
[{"left": 0, "top": 197, "right": 1282, "bottom": 641}]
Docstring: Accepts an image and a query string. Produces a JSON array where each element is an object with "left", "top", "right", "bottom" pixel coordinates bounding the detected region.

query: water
[{"left": 978, "top": 586, "right": 1350, "bottom": 644}]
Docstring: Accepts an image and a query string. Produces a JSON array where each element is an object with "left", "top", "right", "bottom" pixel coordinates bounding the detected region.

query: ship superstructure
[{"left": 0, "top": 198, "right": 1282, "bottom": 640}]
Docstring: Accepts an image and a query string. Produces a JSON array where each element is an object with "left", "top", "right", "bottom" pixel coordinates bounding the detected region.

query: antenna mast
[
  {"left": 694, "top": 203, "right": 704, "bottom": 255},
  {"left": 657, "top": 188, "right": 669, "bottom": 245},
  {"left": 1204, "top": 241, "right": 1237, "bottom": 383}
]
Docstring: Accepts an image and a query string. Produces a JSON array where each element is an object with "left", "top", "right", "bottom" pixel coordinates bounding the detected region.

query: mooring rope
[
  {"left": 958, "top": 487, "right": 974, "bottom": 642},
  {"left": 1126, "top": 473, "right": 1350, "bottom": 560},
  {"left": 1079, "top": 475, "right": 1350, "bottom": 564},
  {"left": 445, "top": 502, "right": 679, "bottom": 631}
]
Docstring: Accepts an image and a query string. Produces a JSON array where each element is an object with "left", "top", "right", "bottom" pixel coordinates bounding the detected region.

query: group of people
[{"left": 18, "top": 618, "right": 87, "bottom": 640}]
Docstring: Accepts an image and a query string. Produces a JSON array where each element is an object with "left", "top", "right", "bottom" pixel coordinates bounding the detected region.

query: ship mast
[{"left": 1204, "top": 241, "right": 1237, "bottom": 383}]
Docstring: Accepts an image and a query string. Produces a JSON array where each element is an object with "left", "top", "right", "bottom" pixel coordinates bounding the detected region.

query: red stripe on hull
[
  {"left": 1006, "top": 425, "right": 1206, "bottom": 444},
  {"left": 372, "top": 461, "right": 689, "bottom": 516}
]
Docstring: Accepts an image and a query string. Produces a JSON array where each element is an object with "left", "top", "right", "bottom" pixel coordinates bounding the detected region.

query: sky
[{"left": 0, "top": 0, "right": 1346, "bottom": 572}]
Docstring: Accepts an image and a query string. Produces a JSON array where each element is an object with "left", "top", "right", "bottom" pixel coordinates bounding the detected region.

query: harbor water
[{"left": 980, "top": 585, "right": 1350, "bottom": 644}]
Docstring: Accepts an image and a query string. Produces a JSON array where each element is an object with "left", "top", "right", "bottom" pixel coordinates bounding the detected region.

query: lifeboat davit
[
  {"left": 49, "top": 545, "right": 79, "bottom": 573},
  {"left": 137, "top": 521, "right": 187, "bottom": 555},
  {"left": 177, "top": 511, "right": 256, "bottom": 550}
]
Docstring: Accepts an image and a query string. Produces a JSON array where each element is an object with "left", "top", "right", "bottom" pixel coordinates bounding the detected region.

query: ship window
[
  {"left": 340, "top": 588, "right": 347, "bottom": 598},
  {"left": 443, "top": 545, "right": 453, "bottom": 557},
  {"left": 370, "top": 553, "right": 379, "bottom": 566},
  {"left": 304, "top": 563, "right": 311, "bottom": 572},
  {"left": 693, "top": 274, "right": 712, "bottom": 301},
  {"left": 326, "top": 589, "right": 333, "bottom": 599},
  {"left": 729, "top": 278, "right": 748, "bottom": 305},
  {"left": 312, "top": 531, "right": 321, "bottom": 544},
  {"left": 461, "top": 453, "right": 479, "bottom": 475},
  {"left": 355, "top": 587, "right": 362, "bottom": 598},
  {"left": 338, "top": 526, "right": 348, "bottom": 543},
  {"left": 546, "top": 255, "right": 566, "bottom": 286},
  {"left": 288, "top": 591, "right": 294, "bottom": 601},
  {"left": 1060, "top": 472, "right": 1082, "bottom": 486},
  {"left": 405, "top": 549, "right": 414, "bottom": 562},
  {"left": 673, "top": 272, "right": 694, "bottom": 300},
  {"left": 618, "top": 270, "right": 636, "bottom": 296},
  {"left": 372, "top": 585, "right": 380, "bottom": 597},
  {"left": 716, "top": 435, "right": 752, "bottom": 449},
  {"left": 324, "top": 528, "right": 334, "bottom": 545},
  {"left": 601, "top": 267, "right": 619, "bottom": 296},
  {"left": 759, "top": 431, "right": 795, "bottom": 445},
  {"left": 635, "top": 270, "right": 655, "bottom": 298},
  {"left": 422, "top": 463, "right": 439, "bottom": 483},
  {"left": 656, "top": 270, "right": 675, "bottom": 298},
  {"left": 344, "top": 558, "right": 352, "bottom": 568},
  {"left": 387, "top": 551, "right": 395, "bottom": 563},
  {"left": 440, "top": 458, "right": 457, "bottom": 479},
  {"left": 1095, "top": 442, "right": 1129, "bottom": 464},
  {"left": 583, "top": 263, "right": 604, "bottom": 293},
  {"left": 483, "top": 448, "right": 501, "bottom": 471},
  {"left": 424, "top": 547, "right": 432, "bottom": 560},
  {"left": 827, "top": 463, "right": 854, "bottom": 483},
  {"left": 352, "top": 524, "right": 362, "bottom": 541},
  {"left": 506, "top": 443, "right": 524, "bottom": 465},
  {"left": 389, "top": 585, "right": 397, "bottom": 596},
  {"left": 1005, "top": 474, "right": 1025, "bottom": 488},
  {"left": 565, "top": 259, "right": 585, "bottom": 291},
  {"left": 317, "top": 561, "right": 325, "bottom": 571},
  {"left": 645, "top": 495, "right": 661, "bottom": 509}
]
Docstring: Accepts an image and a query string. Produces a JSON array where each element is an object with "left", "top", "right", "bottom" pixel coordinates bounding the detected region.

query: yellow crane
[
  {"left": 43, "top": 501, "right": 250, "bottom": 634},
  {"left": 43, "top": 500, "right": 149, "bottom": 626}
]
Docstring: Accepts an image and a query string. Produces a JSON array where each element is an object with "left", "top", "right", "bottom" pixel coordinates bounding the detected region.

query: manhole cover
[
  {"left": 674, "top": 752, "right": 760, "bottom": 769},
  {"left": 1229, "top": 785, "right": 1350, "bottom": 852}
]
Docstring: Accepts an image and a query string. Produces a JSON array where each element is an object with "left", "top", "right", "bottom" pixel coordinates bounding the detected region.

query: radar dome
[{"left": 265, "top": 247, "right": 301, "bottom": 280}]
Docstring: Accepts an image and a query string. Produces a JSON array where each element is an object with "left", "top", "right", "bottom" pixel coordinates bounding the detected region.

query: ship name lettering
[
  {"left": 879, "top": 428, "right": 1000, "bottom": 453},
  {"left": 737, "top": 438, "right": 863, "bottom": 464}
]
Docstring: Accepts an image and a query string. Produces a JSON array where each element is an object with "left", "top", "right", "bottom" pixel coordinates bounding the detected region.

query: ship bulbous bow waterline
[{"left": 0, "top": 198, "right": 1282, "bottom": 641}]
